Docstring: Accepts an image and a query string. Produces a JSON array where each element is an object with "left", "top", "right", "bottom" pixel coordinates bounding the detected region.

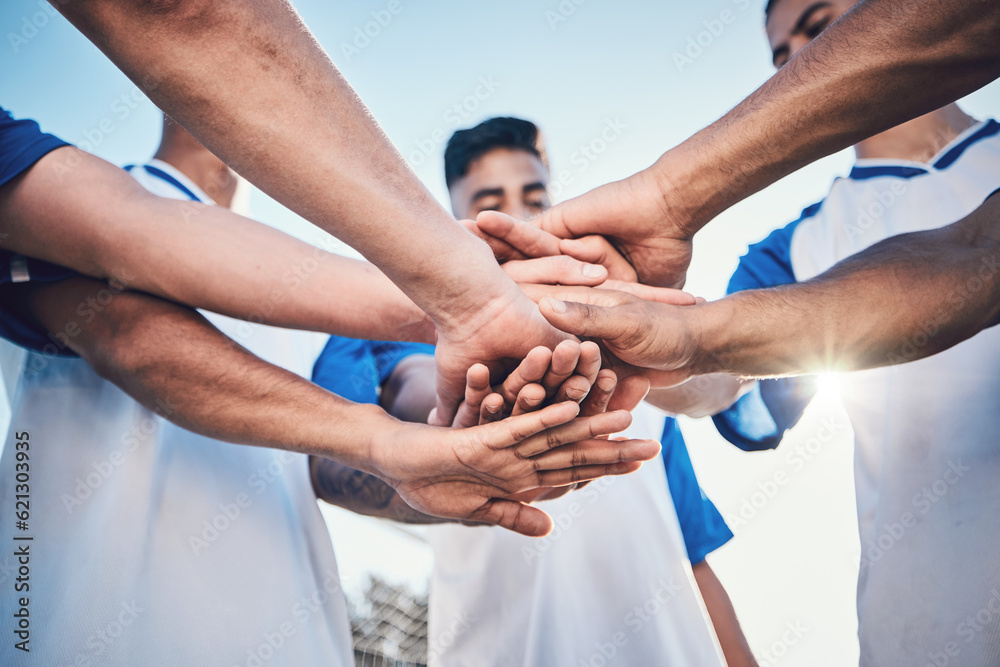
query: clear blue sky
[{"left": 2, "top": 1, "right": 998, "bottom": 663}]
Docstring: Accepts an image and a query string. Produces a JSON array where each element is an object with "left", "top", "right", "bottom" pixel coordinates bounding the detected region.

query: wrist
[
  {"left": 647, "top": 137, "right": 741, "bottom": 239},
  {"left": 681, "top": 298, "right": 740, "bottom": 377},
  {"left": 420, "top": 235, "right": 520, "bottom": 335}
]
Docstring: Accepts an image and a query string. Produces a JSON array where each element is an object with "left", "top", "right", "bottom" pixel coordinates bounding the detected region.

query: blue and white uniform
[
  {"left": 0, "top": 126, "right": 354, "bottom": 666},
  {"left": 313, "top": 337, "right": 732, "bottom": 666},
  {"left": 715, "top": 119, "right": 1000, "bottom": 666}
]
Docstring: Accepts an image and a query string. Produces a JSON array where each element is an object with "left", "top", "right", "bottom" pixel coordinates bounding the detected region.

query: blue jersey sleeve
[
  {"left": 712, "top": 203, "right": 822, "bottom": 451},
  {"left": 0, "top": 106, "right": 69, "bottom": 188},
  {"left": 370, "top": 341, "right": 435, "bottom": 385},
  {"left": 312, "top": 336, "right": 434, "bottom": 405},
  {"left": 312, "top": 337, "right": 381, "bottom": 405},
  {"left": 0, "top": 107, "right": 80, "bottom": 354},
  {"left": 661, "top": 418, "right": 732, "bottom": 564}
]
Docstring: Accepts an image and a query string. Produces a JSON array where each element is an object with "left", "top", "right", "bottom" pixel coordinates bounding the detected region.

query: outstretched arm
[
  {"left": 0, "top": 147, "right": 433, "bottom": 343},
  {"left": 53, "top": 0, "right": 574, "bottom": 421},
  {"left": 533, "top": 0, "right": 1000, "bottom": 287},
  {"left": 17, "top": 276, "right": 659, "bottom": 536},
  {"left": 538, "top": 191, "right": 1000, "bottom": 379}
]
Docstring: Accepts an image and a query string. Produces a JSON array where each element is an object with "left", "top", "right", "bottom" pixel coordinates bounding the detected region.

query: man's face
[
  {"left": 449, "top": 148, "right": 550, "bottom": 220},
  {"left": 766, "top": 0, "right": 854, "bottom": 69}
]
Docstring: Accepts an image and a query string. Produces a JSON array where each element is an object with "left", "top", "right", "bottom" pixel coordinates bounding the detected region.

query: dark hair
[
  {"left": 444, "top": 117, "right": 548, "bottom": 187},
  {"left": 764, "top": 0, "right": 779, "bottom": 21}
]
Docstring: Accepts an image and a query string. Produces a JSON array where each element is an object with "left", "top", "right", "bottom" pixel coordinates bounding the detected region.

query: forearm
[
  {"left": 309, "top": 456, "right": 443, "bottom": 524},
  {"left": 1, "top": 148, "right": 433, "bottom": 343},
  {"left": 692, "top": 562, "right": 758, "bottom": 667},
  {"left": 24, "top": 277, "right": 397, "bottom": 471},
  {"left": 56, "top": 0, "right": 516, "bottom": 327},
  {"left": 644, "top": 374, "right": 745, "bottom": 418},
  {"left": 689, "top": 195, "right": 1000, "bottom": 376},
  {"left": 652, "top": 0, "right": 1000, "bottom": 234}
]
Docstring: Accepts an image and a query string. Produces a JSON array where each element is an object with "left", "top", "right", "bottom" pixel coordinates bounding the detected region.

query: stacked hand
[
  {"left": 464, "top": 210, "right": 703, "bottom": 390},
  {"left": 369, "top": 373, "right": 659, "bottom": 536},
  {"left": 442, "top": 341, "right": 654, "bottom": 506}
]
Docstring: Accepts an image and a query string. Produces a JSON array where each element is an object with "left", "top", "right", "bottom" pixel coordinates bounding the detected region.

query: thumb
[
  {"left": 434, "top": 365, "right": 465, "bottom": 427},
  {"left": 538, "top": 297, "right": 622, "bottom": 342},
  {"left": 471, "top": 498, "right": 554, "bottom": 537}
]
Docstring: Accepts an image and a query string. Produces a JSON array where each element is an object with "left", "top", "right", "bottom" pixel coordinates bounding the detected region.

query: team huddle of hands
[{"left": 376, "top": 200, "right": 705, "bottom": 537}]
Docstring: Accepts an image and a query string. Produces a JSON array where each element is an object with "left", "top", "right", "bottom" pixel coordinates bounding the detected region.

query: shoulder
[{"left": 727, "top": 199, "right": 826, "bottom": 294}]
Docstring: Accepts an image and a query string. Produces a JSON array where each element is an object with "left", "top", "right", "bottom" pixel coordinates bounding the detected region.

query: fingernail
[
  {"left": 582, "top": 264, "right": 606, "bottom": 278},
  {"left": 562, "top": 239, "right": 584, "bottom": 251},
  {"left": 543, "top": 297, "right": 567, "bottom": 313}
]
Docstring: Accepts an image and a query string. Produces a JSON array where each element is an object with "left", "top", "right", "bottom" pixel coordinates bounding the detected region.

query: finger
[
  {"left": 597, "top": 281, "right": 697, "bottom": 306},
  {"left": 607, "top": 372, "right": 651, "bottom": 412},
  {"left": 559, "top": 235, "right": 638, "bottom": 282},
  {"left": 541, "top": 339, "right": 580, "bottom": 397},
  {"left": 476, "top": 210, "right": 562, "bottom": 258},
  {"left": 488, "top": 400, "right": 581, "bottom": 448},
  {"left": 461, "top": 218, "right": 527, "bottom": 262},
  {"left": 538, "top": 297, "right": 640, "bottom": 344},
  {"left": 516, "top": 409, "right": 632, "bottom": 458},
  {"left": 434, "top": 356, "right": 505, "bottom": 426},
  {"left": 499, "top": 346, "right": 552, "bottom": 405},
  {"left": 450, "top": 364, "right": 493, "bottom": 428},
  {"left": 521, "top": 285, "right": 635, "bottom": 309},
  {"left": 576, "top": 341, "right": 602, "bottom": 386},
  {"left": 505, "top": 485, "right": 573, "bottom": 503},
  {"left": 503, "top": 256, "right": 607, "bottom": 286},
  {"left": 530, "top": 438, "right": 661, "bottom": 470},
  {"left": 511, "top": 383, "right": 547, "bottom": 416},
  {"left": 580, "top": 369, "right": 617, "bottom": 416},
  {"left": 552, "top": 375, "right": 592, "bottom": 404},
  {"left": 534, "top": 461, "right": 646, "bottom": 487},
  {"left": 479, "top": 393, "right": 506, "bottom": 425},
  {"left": 468, "top": 498, "right": 554, "bottom": 537}
]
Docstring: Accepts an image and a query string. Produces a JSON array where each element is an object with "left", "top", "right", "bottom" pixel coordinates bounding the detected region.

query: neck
[
  {"left": 152, "top": 143, "right": 237, "bottom": 209},
  {"left": 854, "top": 105, "right": 976, "bottom": 163}
]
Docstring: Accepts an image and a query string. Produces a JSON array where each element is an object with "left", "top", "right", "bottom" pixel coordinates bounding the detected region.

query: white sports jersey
[
  {"left": 0, "top": 160, "right": 353, "bottom": 666},
  {"left": 427, "top": 405, "right": 726, "bottom": 667},
  {"left": 717, "top": 119, "right": 1000, "bottom": 666}
]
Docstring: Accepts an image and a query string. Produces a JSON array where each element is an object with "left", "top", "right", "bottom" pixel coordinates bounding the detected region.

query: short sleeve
[
  {"left": 0, "top": 106, "right": 70, "bottom": 188},
  {"left": 0, "top": 107, "right": 80, "bottom": 354},
  {"left": 712, "top": 203, "right": 823, "bottom": 451},
  {"left": 311, "top": 337, "right": 435, "bottom": 405},
  {"left": 370, "top": 341, "right": 435, "bottom": 385},
  {"left": 311, "top": 336, "right": 380, "bottom": 405},
  {"left": 661, "top": 418, "right": 732, "bottom": 564}
]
